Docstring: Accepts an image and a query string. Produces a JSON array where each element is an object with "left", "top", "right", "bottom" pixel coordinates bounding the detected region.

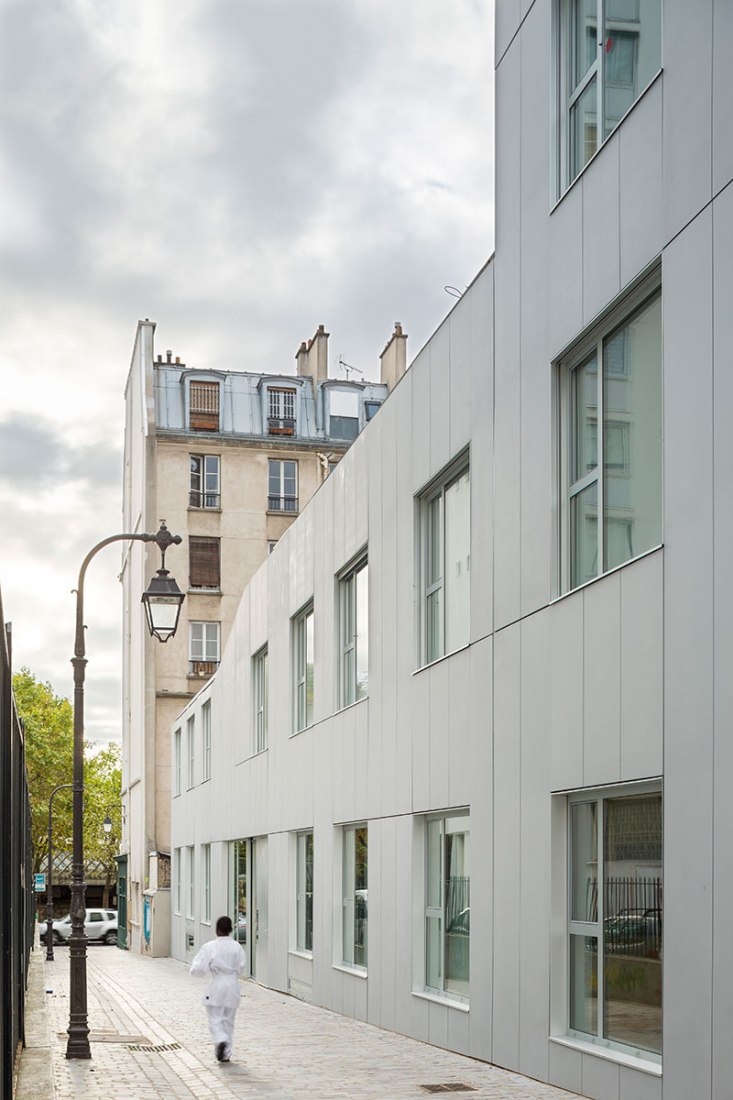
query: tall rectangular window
[
  {"left": 174, "top": 848, "right": 181, "bottom": 913},
  {"left": 202, "top": 844, "right": 211, "bottom": 923},
  {"left": 189, "top": 380, "right": 220, "bottom": 431},
  {"left": 253, "top": 647, "right": 269, "bottom": 753},
  {"left": 202, "top": 700, "right": 211, "bottom": 781},
  {"left": 340, "top": 558, "right": 368, "bottom": 707},
  {"left": 186, "top": 715, "right": 195, "bottom": 789},
  {"left": 296, "top": 831, "right": 314, "bottom": 953},
  {"left": 293, "top": 605, "right": 314, "bottom": 732},
  {"left": 425, "top": 813, "right": 470, "bottom": 1000},
  {"left": 329, "top": 390, "right": 359, "bottom": 441},
  {"left": 419, "top": 459, "right": 470, "bottom": 666},
  {"left": 173, "top": 728, "right": 182, "bottom": 796},
  {"left": 566, "top": 785, "right": 662, "bottom": 1059},
  {"left": 187, "top": 846, "right": 195, "bottom": 918},
  {"left": 268, "top": 458, "right": 298, "bottom": 512},
  {"left": 189, "top": 622, "right": 220, "bottom": 676},
  {"left": 559, "top": 0, "right": 661, "bottom": 191},
  {"left": 268, "top": 388, "right": 296, "bottom": 434},
  {"left": 560, "top": 284, "right": 661, "bottom": 592},
  {"left": 189, "top": 536, "right": 221, "bottom": 589},
  {"left": 189, "top": 454, "right": 220, "bottom": 508},
  {"left": 342, "top": 824, "right": 368, "bottom": 970}
]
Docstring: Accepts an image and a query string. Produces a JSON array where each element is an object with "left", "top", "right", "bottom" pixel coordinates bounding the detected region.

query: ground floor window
[
  {"left": 231, "top": 839, "right": 248, "bottom": 948},
  {"left": 567, "top": 784, "right": 662, "bottom": 1058},
  {"left": 296, "top": 831, "right": 314, "bottom": 953},
  {"left": 342, "top": 824, "right": 367, "bottom": 969},
  {"left": 425, "top": 812, "right": 470, "bottom": 999}
]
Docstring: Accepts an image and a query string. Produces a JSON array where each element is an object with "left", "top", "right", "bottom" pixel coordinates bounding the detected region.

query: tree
[{"left": 13, "top": 668, "right": 121, "bottom": 906}]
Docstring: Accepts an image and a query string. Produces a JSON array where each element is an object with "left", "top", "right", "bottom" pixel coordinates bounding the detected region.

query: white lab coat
[{"left": 190, "top": 935, "right": 246, "bottom": 1007}]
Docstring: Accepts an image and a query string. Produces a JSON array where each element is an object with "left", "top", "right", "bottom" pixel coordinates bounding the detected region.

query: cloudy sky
[{"left": 0, "top": 0, "right": 494, "bottom": 743}]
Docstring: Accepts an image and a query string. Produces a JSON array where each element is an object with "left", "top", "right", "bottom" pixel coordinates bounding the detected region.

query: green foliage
[{"left": 13, "top": 668, "right": 122, "bottom": 884}]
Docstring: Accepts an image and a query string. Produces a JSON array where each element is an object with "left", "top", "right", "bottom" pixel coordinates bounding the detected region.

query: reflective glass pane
[
  {"left": 444, "top": 820, "right": 470, "bottom": 996},
  {"left": 603, "top": 293, "right": 662, "bottom": 572},
  {"left": 354, "top": 827, "right": 368, "bottom": 968},
  {"left": 426, "top": 819, "right": 442, "bottom": 909},
  {"left": 603, "top": 793, "right": 662, "bottom": 1054},
  {"left": 305, "top": 612, "right": 314, "bottom": 727},
  {"left": 572, "top": 355, "right": 598, "bottom": 481},
  {"left": 604, "top": 0, "right": 661, "bottom": 138},
  {"left": 356, "top": 565, "right": 369, "bottom": 701},
  {"left": 571, "top": 802, "right": 598, "bottom": 922},
  {"left": 570, "top": 75, "right": 598, "bottom": 179},
  {"left": 570, "top": 935, "right": 598, "bottom": 1035},
  {"left": 570, "top": 481, "right": 598, "bottom": 588},
  {"left": 444, "top": 470, "right": 470, "bottom": 654},
  {"left": 426, "top": 915, "right": 442, "bottom": 991},
  {"left": 426, "top": 590, "right": 441, "bottom": 663},
  {"left": 572, "top": 0, "right": 597, "bottom": 89},
  {"left": 342, "top": 831, "right": 355, "bottom": 966}
]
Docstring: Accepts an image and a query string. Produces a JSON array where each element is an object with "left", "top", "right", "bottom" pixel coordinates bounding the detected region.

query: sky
[{"left": 0, "top": 0, "right": 495, "bottom": 744}]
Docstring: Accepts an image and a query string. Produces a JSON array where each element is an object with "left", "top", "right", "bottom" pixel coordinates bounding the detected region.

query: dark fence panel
[{"left": 0, "top": 588, "right": 34, "bottom": 1098}]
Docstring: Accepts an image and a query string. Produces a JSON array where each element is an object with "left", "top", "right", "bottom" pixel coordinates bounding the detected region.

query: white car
[{"left": 40, "top": 908, "right": 118, "bottom": 946}]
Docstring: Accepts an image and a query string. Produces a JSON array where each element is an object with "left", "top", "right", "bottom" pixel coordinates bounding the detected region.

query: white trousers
[{"left": 206, "top": 1004, "right": 237, "bottom": 1059}]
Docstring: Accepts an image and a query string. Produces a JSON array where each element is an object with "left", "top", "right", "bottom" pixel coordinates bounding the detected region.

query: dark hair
[{"left": 216, "top": 915, "right": 233, "bottom": 936}]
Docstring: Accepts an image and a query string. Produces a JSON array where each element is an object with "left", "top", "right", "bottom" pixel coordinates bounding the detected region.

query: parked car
[
  {"left": 39, "top": 908, "right": 118, "bottom": 946},
  {"left": 236, "top": 911, "right": 247, "bottom": 944},
  {"left": 604, "top": 908, "right": 661, "bottom": 956}
]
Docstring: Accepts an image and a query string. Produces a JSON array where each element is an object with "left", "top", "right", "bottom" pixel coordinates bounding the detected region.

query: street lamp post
[
  {"left": 66, "top": 522, "right": 184, "bottom": 1060},
  {"left": 46, "top": 783, "right": 73, "bottom": 962}
]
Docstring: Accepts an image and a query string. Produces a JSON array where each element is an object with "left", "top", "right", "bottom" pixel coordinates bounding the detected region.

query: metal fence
[{"left": 0, "top": 588, "right": 34, "bottom": 1098}]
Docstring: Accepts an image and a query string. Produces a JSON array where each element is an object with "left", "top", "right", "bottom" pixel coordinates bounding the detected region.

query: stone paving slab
[{"left": 16, "top": 942, "right": 580, "bottom": 1100}]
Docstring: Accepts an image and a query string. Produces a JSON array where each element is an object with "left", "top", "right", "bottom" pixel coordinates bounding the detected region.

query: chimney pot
[
  {"left": 166, "top": 350, "right": 172, "bottom": 363},
  {"left": 175, "top": 356, "right": 180, "bottom": 364}
]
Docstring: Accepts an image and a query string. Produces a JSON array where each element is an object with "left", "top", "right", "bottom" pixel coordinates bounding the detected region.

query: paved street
[{"left": 16, "top": 943, "right": 578, "bottom": 1100}]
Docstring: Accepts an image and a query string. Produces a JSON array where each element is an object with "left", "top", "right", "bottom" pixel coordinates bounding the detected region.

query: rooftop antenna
[{"left": 338, "top": 356, "right": 364, "bottom": 382}]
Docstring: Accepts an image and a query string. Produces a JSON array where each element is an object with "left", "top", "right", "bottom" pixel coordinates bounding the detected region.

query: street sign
[{"left": 34, "top": 873, "right": 46, "bottom": 893}]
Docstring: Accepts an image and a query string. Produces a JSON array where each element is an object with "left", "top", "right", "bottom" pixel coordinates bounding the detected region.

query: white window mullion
[{"left": 596, "top": 335, "right": 605, "bottom": 578}]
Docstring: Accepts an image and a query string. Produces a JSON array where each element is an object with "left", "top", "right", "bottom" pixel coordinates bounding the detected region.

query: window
[
  {"left": 559, "top": 0, "right": 661, "bottom": 191},
  {"left": 559, "top": 285, "right": 661, "bottom": 593},
  {"left": 189, "top": 621, "right": 220, "bottom": 676},
  {"left": 174, "top": 849, "right": 181, "bottom": 913},
  {"left": 566, "top": 785, "right": 662, "bottom": 1059},
  {"left": 364, "top": 400, "right": 381, "bottom": 421},
  {"left": 329, "top": 390, "right": 359, "bottom": 441},
  {"left": 296, "top": 831, "right": 314, "bottom": 953},
  {"left": 293, "top": 605, "right": 314, "bottom": 732},
  {"left": 231, "top": 840, "right": 247, "bottom": 948},
  {"left": 189, "top": 380, "right": 220, "bottom": 431},
  {"left": 342, "top": 825, "right": 368, "bottom": 970},
  {"left": 253, "top": 647, "right": 268, "bottom": 753},
  {"left": 186, "top": 715, "right": 195, "bottom": 789},
  {"left": 202, "top": 700, "right": 211, "bottom": 781},
  {"left": 187, "top": 846, "right": 195, "bottom": 918},
  {"left": 189, "top": 537, "right": 221, "bottom": 590},
  {"left": 419, "top": 459, "right": 470, "bottom": 666},
  {"left": 173, "top": 728, "right": 182, "bottom": 796},
  {"left": 425, "top": 813, "right": 470, "bottom": 1000},
  {"left": 189, "top": 454, "right": 220, "bottom": 508},
  {"left": 268, "top": 458, "right": 298, "bottom": 512},
  {"left": 268, "top": 388, "right": 296, "bottom": 435},
  {"left": 339, "top": 558, "right": 368, "bottom": 707},
  {"left": 202, "top": 844, "right": 211, "bottom": 923}
]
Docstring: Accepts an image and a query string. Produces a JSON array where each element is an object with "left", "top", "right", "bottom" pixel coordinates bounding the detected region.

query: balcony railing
[
  {"left": 268, "top": 417, "right": 296, "bottom": 436},
  {"left": 268, "top": 495, "right": 298, "bottom": 513},
  {"left": 188, "top": 491, "right": 221, "bottom": 509},
  {"left": 188, "top": 660, "right": 219, "bottom": 677}
]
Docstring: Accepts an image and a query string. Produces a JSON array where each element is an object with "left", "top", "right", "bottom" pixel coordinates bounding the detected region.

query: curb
[{"left": 14, "top": 946, "right": 54, "bottom": 1100}]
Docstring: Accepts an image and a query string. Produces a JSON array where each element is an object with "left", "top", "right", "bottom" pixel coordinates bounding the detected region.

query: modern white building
[{"left": 169, "top": 2, "right": 733, "bottom": 1098}]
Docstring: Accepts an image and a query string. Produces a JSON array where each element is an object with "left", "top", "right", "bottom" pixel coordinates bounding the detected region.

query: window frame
[
  {"left": 186, "top": 715, "right": 195, "bottom": 790},
  {"left": 342, "top": 823, "right": 368, "bottom": 971},
  {"left": 293, "top": 604, "right": 314, "bottom": 733},
  {"left": 556, "top": 274, "right": 662, "bottom": 596},
  {"left": 253, "top": 646, "right": 269, "bottom": 754},
  {"left": 556, "top": 0, "right": 662, "bottom": 196},
  {"left": 189, "top": 453, "right": 221, "bottom": 509},
  {"left": 173, "top": 728, "right": 182, "bottom": 797},
  {"left": 189, "top": 380, "right": 220, "bottom": 432},
  {"left": 268, "top": 458, "right": 299, "bottom": 513},
  {"left": 202, "top": 843, "right": 211, "bottom": 924},
  {"left": 417, "top": 453, "right": 471, "bottom": 668},
  {"left": 174, "top": 848, "right": 181, "bottom": 914},
  {"left": 563, "top": 781, "right": 662, "bottom": 1063},
  {"left": 339, "top": 555, "right": 368, "bottom": 709},
  {"left": 296, "top": 830, "right": 314, "bottom": 954},
  {"left": 189, "top": 621, "right": 220, "bottom": 676},
  {"left": 202, "top": 700, "right": 211, "bottom": 782},
  {"left": 186, "top": 845, "right": 195, "bottom": 919},
  {"left": 424, "top": 810, "right": 470, "bottom": 1003}
]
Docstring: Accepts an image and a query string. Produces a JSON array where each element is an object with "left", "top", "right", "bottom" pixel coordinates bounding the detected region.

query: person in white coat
[{"left": 190, "top": 914, "right": 247, "bottom": 1062}]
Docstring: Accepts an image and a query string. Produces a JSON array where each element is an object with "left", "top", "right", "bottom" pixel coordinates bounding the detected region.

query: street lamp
[
  {"left": 66, "top": 522, "right": 184, "bottom": 1060},
  {"left": 102, "top": 815, "right": 112, "bottom": 834},
  {"left": 46, "top": 783, "right": 73, "bottom": 962}
]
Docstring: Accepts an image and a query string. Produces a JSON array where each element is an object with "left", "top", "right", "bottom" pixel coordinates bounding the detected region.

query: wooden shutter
[{"left": 189, "top": 537, "right": 220, "bottom": 588}]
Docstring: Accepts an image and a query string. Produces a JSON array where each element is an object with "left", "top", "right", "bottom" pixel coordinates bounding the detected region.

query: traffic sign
[{"left": 34, "top": 873, "right": 46, "bottom": 893}]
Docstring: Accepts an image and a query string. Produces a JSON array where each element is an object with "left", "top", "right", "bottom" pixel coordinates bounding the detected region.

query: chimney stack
[
  {"left": 296, "top": 324, "right": 329, "bottom": 384},
  {"left": 380, "top": 322, "right": 408, "bottom": 392}
]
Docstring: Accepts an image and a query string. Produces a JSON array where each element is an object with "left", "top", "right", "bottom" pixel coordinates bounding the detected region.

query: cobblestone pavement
[{"left": 17, "top": 944, "right": 580, "bottom": 1100}]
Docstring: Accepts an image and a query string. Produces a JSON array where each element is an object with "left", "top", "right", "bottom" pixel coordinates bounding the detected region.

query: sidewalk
[{"left": 15, "top": 943, "right": 579, "bottom": 1100}]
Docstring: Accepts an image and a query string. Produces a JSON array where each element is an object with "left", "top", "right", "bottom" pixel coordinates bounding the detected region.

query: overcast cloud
[{"left": 0, "top": 0, "right": 494, "bottom": 741}]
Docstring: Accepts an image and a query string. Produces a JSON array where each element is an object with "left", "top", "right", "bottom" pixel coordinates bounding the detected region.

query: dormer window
[
  {"left": 268, "top": 388, "right": 296, "bottom": 435},
  {"left": 329, "top": 390, "right": 359, "bottom": 441},
  {"left": 189, "top": 381, "right": 220, "bottom": 431}
]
